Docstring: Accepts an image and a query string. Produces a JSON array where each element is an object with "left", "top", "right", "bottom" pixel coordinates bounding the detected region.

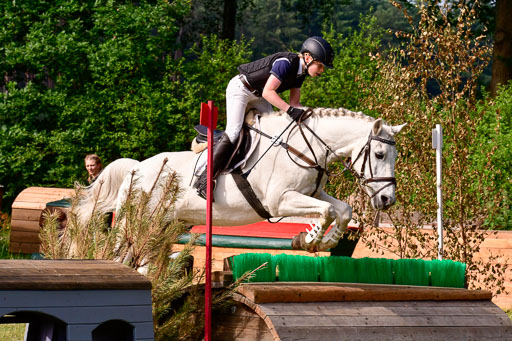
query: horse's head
[{"left": 350, "top": 118, "right": 406, "bottom": 210}]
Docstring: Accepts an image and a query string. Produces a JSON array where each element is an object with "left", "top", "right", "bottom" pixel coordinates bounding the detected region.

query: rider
[{"left": 194, "top": 36, "right": 335, "bottom": 199}]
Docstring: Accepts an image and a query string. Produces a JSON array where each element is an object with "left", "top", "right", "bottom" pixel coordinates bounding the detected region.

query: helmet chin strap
[{"left": 303, "top": 53, "right": 314, "bottom": 71}]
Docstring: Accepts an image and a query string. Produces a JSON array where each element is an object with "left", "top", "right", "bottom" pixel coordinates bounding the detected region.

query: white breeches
[{"left": 225, "top": 75, "right": 273, "bottom": 143}]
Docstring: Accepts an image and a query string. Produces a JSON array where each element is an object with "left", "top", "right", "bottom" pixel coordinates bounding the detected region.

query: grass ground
[
  {"left": 0, "top": 324, "right": 25, "bottom": 340},
  {"left": 0, "top": 227, "right": 30, "bottom": 260}
]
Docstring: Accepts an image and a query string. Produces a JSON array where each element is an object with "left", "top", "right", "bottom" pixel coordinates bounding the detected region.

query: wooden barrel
[
  {"left": 9, "top": 187, "right": 74, "bottom": 254},
  {"left": 213, "top": 282, "right": 512, "bottom": 341}
]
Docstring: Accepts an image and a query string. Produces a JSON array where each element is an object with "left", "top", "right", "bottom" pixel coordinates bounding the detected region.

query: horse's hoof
[
  {"left": 291, "top": 233, "right": 303, "bottom": 250},
  {"left": 292, "top": 232, "right": 319, "bottom": 253},
  {"left": 306, "top": 245, "right": 318, "bottom": 253},
  {"left": 291, "top": 232, "right": 307, "bottom": 250}
]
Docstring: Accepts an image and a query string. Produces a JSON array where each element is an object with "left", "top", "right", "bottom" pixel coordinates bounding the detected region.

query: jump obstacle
[
  {"left": 7, "top": 186, "right": 512, "bottom": 340},
  {"left": 0, "top": 259, "right": 154, "bottom": 341},
  {"left": 206, "top": 253, "right": 512, "bottom": 341},
  {"left": 212, "top": 281, "right": 512, "bottom": 341},
  {"left": 173, "top": 221, "right": 358, "bottom": 272},
  {"left": 6, "top": 190, "right": 154, "bottom": 340},
  {"left": 9, "top": 187, "right": 73, "bottom": 254}
]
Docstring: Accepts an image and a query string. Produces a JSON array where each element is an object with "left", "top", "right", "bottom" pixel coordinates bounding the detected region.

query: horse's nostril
[{"left": 381, "top": 195, "right": 390, "bottom": 205}]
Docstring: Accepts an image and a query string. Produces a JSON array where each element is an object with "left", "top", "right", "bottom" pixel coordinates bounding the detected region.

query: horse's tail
[{"left": 74, "top": 158, "right": 139, "bottom": 224}]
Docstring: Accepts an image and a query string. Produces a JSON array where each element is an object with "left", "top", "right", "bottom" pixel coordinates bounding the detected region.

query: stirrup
[{"left": 193, "top": 173, "right": 215, "bottom": 201}]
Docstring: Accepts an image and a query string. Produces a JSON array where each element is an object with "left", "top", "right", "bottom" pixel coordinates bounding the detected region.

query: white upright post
[{"left": 432, "top": 124, "right": 443, "bottom": 260}]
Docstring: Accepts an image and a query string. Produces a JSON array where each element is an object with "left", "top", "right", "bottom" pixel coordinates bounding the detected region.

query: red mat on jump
[{"left": 190, "top": 222, "right": 359, "bottom": 239}]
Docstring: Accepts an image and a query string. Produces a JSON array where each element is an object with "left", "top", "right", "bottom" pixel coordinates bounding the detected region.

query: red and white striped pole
[{"left": 200, "top": 100, "right": 217, "bottom": 341}]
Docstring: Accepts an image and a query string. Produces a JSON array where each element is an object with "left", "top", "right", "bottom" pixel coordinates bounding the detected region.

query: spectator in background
[{"left": 85, "top": 154, "right": 103, "bottom": 184}]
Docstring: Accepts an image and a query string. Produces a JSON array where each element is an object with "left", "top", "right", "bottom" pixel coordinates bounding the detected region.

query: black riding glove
[{"left": 287, "top": 106, "right": 305, "bottom": 122}]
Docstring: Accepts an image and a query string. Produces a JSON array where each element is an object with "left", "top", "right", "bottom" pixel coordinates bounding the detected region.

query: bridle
[
  {"left": 243, "top": 109, "right": 397, "bottom": 199},
  {"left": 346, "top": 132, "right": 397, "bottom": 198},
  {"left": 290, "top": 110, "right": 397, "bottom": 199}
]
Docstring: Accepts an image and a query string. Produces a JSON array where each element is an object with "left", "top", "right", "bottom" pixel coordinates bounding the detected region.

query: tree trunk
[
  {"left": 222, "top": 0, "right": 236, "bottom": 40},
  {"left": 490, "top": 0, "right": 512, "bottom": 96}
]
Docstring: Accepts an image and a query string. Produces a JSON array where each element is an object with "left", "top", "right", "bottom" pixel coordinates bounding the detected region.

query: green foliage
[
  {"left": 344, "top": 0, "right": 508, "bottom": 296},
  {"left": 236, "top": 0, "right": 412, "bottom": 58},
  {"left": 166, "top": 35, "right": 252, "bottom": 131},
  {"left": 236, "top": 0, "right": 306, "bottom": 57},
  {"left": 473, "top": 82, "right": 512, "bottom": 228},
  {"left": 0, "top": 0, "right": 251, "bottom": 210},
  {"left": 0, "top": 214, "right": 30, "bottom": 260},
  {"left": 300, "top": 14, "right": 383, "bottom": 111}
]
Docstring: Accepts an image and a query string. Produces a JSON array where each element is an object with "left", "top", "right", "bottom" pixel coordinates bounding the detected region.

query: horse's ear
[
  {"left": 372, "top": 118, "right": 383, "bottom": 135},
  {"left": 391, "top": 123, "right": 407, "bottom": 136}
]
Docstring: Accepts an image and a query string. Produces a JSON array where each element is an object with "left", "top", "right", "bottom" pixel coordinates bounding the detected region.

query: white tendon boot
[
  {"left": 319, "top": 224, "right": 343, "bottom": 250},
  {"left": 305, "top": 221, "right": 323, "bottom": 244}
]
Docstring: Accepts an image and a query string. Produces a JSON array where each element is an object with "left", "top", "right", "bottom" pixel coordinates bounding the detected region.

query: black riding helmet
[{"left": 300, "top": 36, "right": 334, "bottom": 69}]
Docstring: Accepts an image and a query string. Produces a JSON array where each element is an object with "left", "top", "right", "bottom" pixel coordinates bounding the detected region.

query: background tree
[
  {"left": 345, "top": 0, "right": 509, "bottom": 294},
  {"left": 0, "top": 0, "right": 250, "bottom": 209},
  {"left": 490, "top": 0, "right": 512, "bottom": 96}
]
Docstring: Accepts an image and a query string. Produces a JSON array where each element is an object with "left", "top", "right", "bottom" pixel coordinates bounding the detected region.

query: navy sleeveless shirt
[{"left": 237, "top": 52, "right": 307, "bottom": 96}]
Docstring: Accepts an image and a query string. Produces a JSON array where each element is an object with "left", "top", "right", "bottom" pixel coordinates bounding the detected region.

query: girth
[{"left": 231, "top": 168, "right": 272, "bottom": 220}]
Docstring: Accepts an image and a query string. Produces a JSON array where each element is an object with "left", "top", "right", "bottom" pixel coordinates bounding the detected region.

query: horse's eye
[{"left": 375, "top": 152, "right": 384, "bottom": 159}]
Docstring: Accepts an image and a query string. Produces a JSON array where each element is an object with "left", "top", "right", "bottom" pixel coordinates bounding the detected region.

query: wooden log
[
  {"left": 9, "top": 219, "right": 40, "bottom": 232},
  {"left": 212, "top": 284, "right": 512, "bottom": 341},
  {"left": 12, "top": 201, "right": 54, "bottom": 210},
  {"left": 8, "top": 241, "right": 40, "bottom": 254},
  {"left": 9, "top": 187, "right": 74, "bottom": 254},
  {"left": 0, "top": 260, "right": 151, "bottom": 290},
  {"left": 236, "top": 282, "right": 492, "bottom": 304},
  {"left": 11, "top": 208, "right": 43, "bottom": 221},
  {"left": 212, "top": 271, "right": 234, "bottom": 288},
  {"left": 9, "top": 230, "right": 40, "bottom": 244}
]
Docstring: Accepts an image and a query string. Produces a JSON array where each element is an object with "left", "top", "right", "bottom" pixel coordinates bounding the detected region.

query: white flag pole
[{"left": 432, "top": 124, "right": 443, "bottom": 260}]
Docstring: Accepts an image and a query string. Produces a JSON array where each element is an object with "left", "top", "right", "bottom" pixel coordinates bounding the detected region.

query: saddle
[
  {"left": 193, "top": 125, "right": 224, "bottom": 144},
  {"left": 192, "top": 123, "right": 253, "bottom": 172},
  {"left": 193, "top": 123, "right": 272, "bottom": 219}
]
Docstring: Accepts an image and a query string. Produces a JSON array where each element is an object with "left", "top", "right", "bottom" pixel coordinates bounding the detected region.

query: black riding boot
[{"left": 193, "top": 133, "right": 235, "bottom": 200}]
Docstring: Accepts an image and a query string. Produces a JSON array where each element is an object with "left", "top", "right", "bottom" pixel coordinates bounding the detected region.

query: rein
[
  {"left": 288, "top": 110, "right": 398, "bottom": 199},
  {"left": 243, "top": 109, "right": 325, "bottom": 196},
  {"left": 242, "top": 109, "right": 397, "bottom": 204}
]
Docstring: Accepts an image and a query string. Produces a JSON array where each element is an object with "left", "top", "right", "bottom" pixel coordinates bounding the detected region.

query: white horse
[{"left": 107, "top": 107, "right": 405, "bottom": 252}]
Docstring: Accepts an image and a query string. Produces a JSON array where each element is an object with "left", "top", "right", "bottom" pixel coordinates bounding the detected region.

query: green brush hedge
[{"left": 230, "top": 253, "right": 466, "bottom": 288}]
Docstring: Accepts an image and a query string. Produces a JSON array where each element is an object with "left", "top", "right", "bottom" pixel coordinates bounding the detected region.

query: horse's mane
[{"left": 248, "top": 107, "right": 377, "bottom": 123}]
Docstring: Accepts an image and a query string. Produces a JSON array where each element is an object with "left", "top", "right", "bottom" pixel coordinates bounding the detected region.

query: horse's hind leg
[{"left": 275, "top": 191, "right": 336, "bottom": 252}]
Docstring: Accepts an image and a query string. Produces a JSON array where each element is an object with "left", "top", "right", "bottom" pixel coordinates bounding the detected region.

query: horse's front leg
[
  {"left": 275, "top": 190, "right": 336, "bottom": 252},
  {"left": 315, "top": 190, "right": 352, "bottom": 250}
]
